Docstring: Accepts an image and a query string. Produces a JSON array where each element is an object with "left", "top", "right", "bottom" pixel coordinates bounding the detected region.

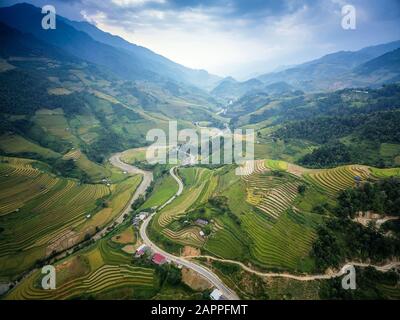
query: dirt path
[{"left": 189, "top": 255, "right": 400, "bottom": 281}]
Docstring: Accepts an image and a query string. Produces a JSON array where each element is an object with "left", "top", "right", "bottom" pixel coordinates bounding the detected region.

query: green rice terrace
[
  {"left": 2, "top": 143, "right": 400, "bottom": 300},
  {"left": 1, "top": 2, "right": 400, "bottom": 302},
  {"left": 5, "top": 223, "right": 202, "bottom": 300},
  {"left": 145, "top": 157, "right": 400, "bottom": 276},
  {"left": 0, "top": 155, "right": 142, "bottom": 282}
]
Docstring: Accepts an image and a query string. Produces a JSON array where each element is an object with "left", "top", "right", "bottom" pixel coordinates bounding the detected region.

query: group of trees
[
  {"left": 299, "top": 142, "right": 353, "bottom": 168},
  {"left": 275, "top": 116, "right": 365, "bottom": 144},
  {"left": 275, "top": 111, "right": 400, "bottom": 146},
  {"left": 336, "top": 178, "right": 400, "bottom": 218},
  {"left": 319, "top": 266, "right": 399, "bottom": 299},
  {"left": 0, "top": 69, "right": 83, "bottom": 116},
  {"left": 312, "top": 218, "right": 400, "bottom": 272},
  {"left": 208, "top": 196, "right": 241, "bottom": 226},
  {"left": 312, "top": 178, "right": 400, "bottom": 271}
]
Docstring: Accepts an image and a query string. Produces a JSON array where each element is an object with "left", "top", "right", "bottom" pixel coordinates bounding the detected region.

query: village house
[
  {"left": 195, "top": 218, "right": 209, "bottom": 226},
  {"left": 152, "top": 253, "right": 166, "bottom": 265},
  {"left": 210, "top": 289, "right": 226, "bottom": 300},
  {"left": 135, "top": 244, "right": 148, "bottom": 257}
]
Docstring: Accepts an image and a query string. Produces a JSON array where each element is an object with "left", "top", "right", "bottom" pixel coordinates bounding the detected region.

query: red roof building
[{"left": 152, "top": 253, "right": 166, "bottom": 265}]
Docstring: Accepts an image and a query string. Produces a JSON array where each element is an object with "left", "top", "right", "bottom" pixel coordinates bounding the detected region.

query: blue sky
[{"left": 3, "top": 0, "right": 400, "bottom": 79}]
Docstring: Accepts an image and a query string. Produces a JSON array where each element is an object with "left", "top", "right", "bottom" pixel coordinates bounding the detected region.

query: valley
[{"left": 0, "top": 2, "right": 400, "bottom": 302}]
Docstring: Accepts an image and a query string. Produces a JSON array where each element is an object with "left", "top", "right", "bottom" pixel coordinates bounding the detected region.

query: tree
[{"left": 297, "top": 184, "right": 306, "bottom": 195}]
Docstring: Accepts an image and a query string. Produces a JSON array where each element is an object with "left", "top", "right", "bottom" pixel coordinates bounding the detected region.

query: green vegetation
[
  {"left": 299, "top": 142, "right": 353, "bottom": 168},
  {"left": 312, "top": 178, "right": 400, "bottom": 271},
  {"left": 336, "top": 178, "right": 400, "bottom": 218},
  {"left": 140, "top": 174, "right": 178, "bottom": 210},
  {"left": 205, "top": 259, "right": 320, "bottom": 300},
  {"left": 0, "top": 156, "right": 141, "bottom": 282},
  {"left": 5, "top": 222, "right": 202, "bottom": 300},
  {"left": 320, "top": 267, "right": 400, "bottom": 300},
  {"left": 370, "top": 167, "right": 400, "bottom": 178},
  {"left": 304, "top": 165, "right": 371, "bottom": 197}
]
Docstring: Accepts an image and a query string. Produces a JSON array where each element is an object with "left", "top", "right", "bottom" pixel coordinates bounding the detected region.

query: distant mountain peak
[{"left": 0, "top": 2, "right": 221, "bottom": 91}]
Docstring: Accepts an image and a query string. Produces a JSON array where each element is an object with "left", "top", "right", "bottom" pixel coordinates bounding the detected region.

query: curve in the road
[
  {"left": 188, "top": 255, "right": 400, "bottom": 281},
  {"left": 110, "top": 155, "right": 239, "bottom": 300},
  {"left": 93, "top": 153, "right": 153, "bottom": 240},
  {"left": 110, "top": 153, "right": 400, "bottom": 299},
  {"left": 138, "top": 166, "right": 239, "bottom": 300}
]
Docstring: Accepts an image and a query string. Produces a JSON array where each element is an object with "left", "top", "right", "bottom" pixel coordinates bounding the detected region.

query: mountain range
[
  {"left": 2, "top": 3, "right": 399, "bottom": 104},
  {"left": 212, "top": 40, "right": 400, "bottom": 101},
  {"left": 0, "top": 3, "right": 221, "bottom": 91}
]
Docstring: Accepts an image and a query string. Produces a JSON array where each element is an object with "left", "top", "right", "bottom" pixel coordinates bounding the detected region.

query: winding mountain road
[
  {"left": 111, "top": 155, "right": 239, "bottom": 300},
  {"left": 93, "top": 153, "right": 153, "bottom": 240},
  {"left": 187, "top": 256, "right": 400, "bottom": 281},
  {"left": 108, "top": 151, "right": 400, "bottom": 299}
]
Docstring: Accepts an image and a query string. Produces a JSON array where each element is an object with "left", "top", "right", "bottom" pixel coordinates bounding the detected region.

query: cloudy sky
[{"left": 3, "top": 0, "right": 400, "bottom": 79}]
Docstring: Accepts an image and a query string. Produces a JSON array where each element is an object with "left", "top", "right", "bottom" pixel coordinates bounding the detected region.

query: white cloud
[
  {"left": 77, "top": 0, "right": 400, "bottom": 79},
  {"left": 111, "top": 0, "right": 166, "bottom": 8}
]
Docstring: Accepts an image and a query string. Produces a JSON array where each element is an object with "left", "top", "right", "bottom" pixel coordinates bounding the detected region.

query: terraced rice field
[
  {"left": 33, "top": 109, "right": 80, "bottom": 145},
  {"left": 370, "top": 167, "right": 400, "bottom": 178},
  {"left": 264, "top": 159, "right": 288, "bottom": 171},
  {"left": 156, "top": 168, "right": 214, "bottom": 228},
  {"left": 140, "top": 174, "right": 179, "bottom": 210},
  {"left": 5, "top": 237, "right": 155, "bottom": 300},
  {"left": 241, "top": 209, "right": 321, "bottom": 271},
  {"left": 162, "top": 226, "right": 205, "bottom": 247},
  {"left": 243, "top": 169, "right": 301, "bottom": 220},
  {"left": 303, "top": 165, "right": 371, "bottom": 196},
  {"left": 152, "top": 167, "right": 216, "bottom": 246},
  {"left": 63, "top": 148, "right": 109, "bottom": 181},
  {"left": 0, "top": 156, "right": 140, "bottom": 281},
  {"left": 236, "top": 160, "right": 268, "bottom": 176},
  {"left": 0, "top": 134, "right": 60, "bottom": 159},
  {"left": 6, "top": 264, "right": 154, "bottom": 300},
  {"left": 216, "top": 167, "right": 321, "bottom": 272},
  {"left": 204, "top": 218, "right": 248, "bottom": 260}
]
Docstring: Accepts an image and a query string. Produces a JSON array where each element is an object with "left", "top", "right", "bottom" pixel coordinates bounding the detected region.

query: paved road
[
  {"left": 1, "top": 151, "right": 154, "bottom": 295},
  {"left": 93, "top": 152, "right": 153, "bottom": 240},
  {"left": 140, "top": 195, "right": 239, "bottom": 300},
  {"left": 110, "top": 154, "right": 239, "bottom": 299}
]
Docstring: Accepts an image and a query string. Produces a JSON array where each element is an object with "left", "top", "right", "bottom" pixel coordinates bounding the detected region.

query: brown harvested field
[
  {"left": 181, "top": 268, "right": 212, "bottom": 291},
  {"left": 55, "top": 255, "right": 90, "bottom": 286},
  {"left": 181, "top": 246, "right": 201, "bottom": 257},
  {"left": 122, "top": 245, "right": 136, "bottom": 254},
  {"left": 111, "top": 226, "right": 136, "bottom": 244},
  {"left": 46, "top": 229, "right": 80, "bottom": 255}
]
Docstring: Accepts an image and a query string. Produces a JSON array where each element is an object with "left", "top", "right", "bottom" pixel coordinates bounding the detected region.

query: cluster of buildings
[
  {"left": 135, "top": 245, "right": 226, "bottom": 300},
  {"left": 101, "top": 178, "right": 111, "bottom": 187},
  {"left": 132, "top": 211, "right": 149, "bottom": 227},
  {"left": 135, "top": 244, "right": 167, "bottom": 265},
  {"left": 195, "top": 218, "right": 209, "bottom": 238}
]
